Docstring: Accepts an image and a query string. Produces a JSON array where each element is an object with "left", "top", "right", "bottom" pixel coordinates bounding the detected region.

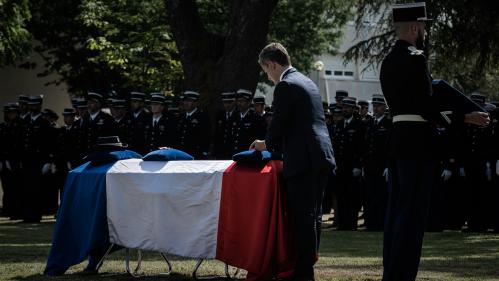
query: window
[
  {"left": 344, "top": 71, "right": 354, "bottom": 77},
  {"left": 325, "top": 70, "right": 333, "bottom": 76},
  {"left": 334, "top": 71, "right": 343, "bottom": 76}
]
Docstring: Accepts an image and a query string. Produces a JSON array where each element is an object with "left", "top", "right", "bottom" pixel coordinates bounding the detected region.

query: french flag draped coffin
[
  {"left": 45, "top": 157, "right": 295, "bottom": 280},
  {"left": 106, "top": 159, "right": 233, "bottom": 258}
]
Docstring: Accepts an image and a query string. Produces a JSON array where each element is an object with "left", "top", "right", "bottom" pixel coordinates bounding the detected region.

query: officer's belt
[{"left": 392, "top": 114, "right": 428, "bottom": 123}]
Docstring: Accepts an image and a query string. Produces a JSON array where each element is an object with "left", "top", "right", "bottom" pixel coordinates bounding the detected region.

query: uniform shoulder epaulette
[{"left": 408, "top": 46, "right": 424, "bottom": 56}]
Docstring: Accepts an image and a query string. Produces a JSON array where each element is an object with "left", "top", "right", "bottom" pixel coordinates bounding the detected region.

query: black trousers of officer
[
  {"left": 335, "top": 166, "right": 361, "bottom": 231},
  {"left": 383, "top": 159, "right": 435, "bottom": 281},
  {"left": 364, "top": 165, "right": 388, "bottom": 231},
  {"left": 21, "top": 161, "right": 44, "bottom": 222},
  {"left": 285, "top": 167, "right": 329, "bottom": 280},
  {"left": 464, "top": 160, "right": 490, "bottom": 232}
]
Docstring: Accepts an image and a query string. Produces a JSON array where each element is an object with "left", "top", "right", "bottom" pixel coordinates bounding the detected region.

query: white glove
[
  {"left": 496, "top": 160, "right": 499, "bottom": 176},
  {"left": 459, "top": 167, "right": 466, "bottom": 177},
  {"left": 383, "top": 168, "right": 389, "bottom": 182},
  {"left": 441, "top": 170, "right": 452, "bottom": 181},
  {"left": 50, "top": 163, "right": 57, "bottom": 174},
  {"left": 42, "top": 163, "right": 51, "bottom": 175},
  {"left": 352, "top": 168, "right": 362, "bottom": 177},
  {"left": 67, "top": 161, "right": 72, "bottom": 171},
  {"left": 486, "top": 162, "right": 492, "bottom": 181}
]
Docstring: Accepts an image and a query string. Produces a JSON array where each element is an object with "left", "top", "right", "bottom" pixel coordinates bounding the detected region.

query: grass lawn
[{"left": 0, "top": 217, "right": 498, "bottom": 281}]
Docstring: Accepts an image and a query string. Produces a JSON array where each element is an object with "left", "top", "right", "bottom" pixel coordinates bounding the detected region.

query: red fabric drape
[{"left": 216, "top": 160, "right": 296, "bottom": 281}]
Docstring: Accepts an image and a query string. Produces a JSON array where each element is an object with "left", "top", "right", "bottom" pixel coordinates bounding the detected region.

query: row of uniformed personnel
[
  {"left": 323, "top": 89, "right": 499, "bottom": 233},
  {"left": 0, "top": 89, "right": 267, "bottom": 222}
]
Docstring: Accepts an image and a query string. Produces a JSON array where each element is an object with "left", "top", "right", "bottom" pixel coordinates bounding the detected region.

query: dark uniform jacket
[
  {"left": 332, "top": 116, "right": 365, "bottom": 171},
  {"left": 214, "top": 109, "right": 238, "bottom": 159},
  {"left": 363, "top": 116, "right": 391, "bottom": 170},
  {"left": 57, "top": 124, "right": 82, "bottom": 168},
  {"left": 380, "top": 40, "right": 464, "bottom": 159},
  {"left": 145, "top": 114, "right": 175, "bottom": 153},
  {"left": 0, "top": 118, "right": 23, "bottom": 167},
  {"left": 265, "top": 67, "right": 335, "bottom": 178},
  {"left": 85, "top": 111, "right": 114, "bottom": 153},
  {"left": 175, "top": 108, "right": 211, "bottom": 159},
  {"left": 232, "top": 109, "right": 266, "bottom": 154},
  {"left": 112, "top": 115, "right": 132, "bottom": 146},
  {"left": 129, "top": 110, "right": 151, "bottom": 155},
  {"left": 21, "top": 114, "right": 56, "bottom": 164}
]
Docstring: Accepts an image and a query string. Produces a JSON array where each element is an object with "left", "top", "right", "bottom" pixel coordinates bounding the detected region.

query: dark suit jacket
[{"left": 266, "top": 67, "right": 335, "bottom": 178}]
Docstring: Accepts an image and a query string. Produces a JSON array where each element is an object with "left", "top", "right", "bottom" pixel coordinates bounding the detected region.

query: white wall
[{"left": 0, "top": 52, "right": 71, "bottom": 124}]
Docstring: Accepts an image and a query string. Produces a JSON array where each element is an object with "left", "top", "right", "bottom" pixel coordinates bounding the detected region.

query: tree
[
  {"left": 345, "top": 0, "right": 499, "bottom": 96},
  {"left": 165, "top": 0, "right": 279, "bottom": 106},
  {"left": 79, "top": 0, "right": 183, "bottom": 93},
  {"left": 0, "top": 0, "right": 31, "bottom": 65},
  {"left": 165, "top": 0, "right": 353, "bottom": 105},
  {"left": 28, "top": 0, "right": 183, "bottom": 95}
]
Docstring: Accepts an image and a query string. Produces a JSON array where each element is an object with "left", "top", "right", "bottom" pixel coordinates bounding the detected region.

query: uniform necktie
[{"left": 153, "top": 120, "right": 158, "bottom": 127}]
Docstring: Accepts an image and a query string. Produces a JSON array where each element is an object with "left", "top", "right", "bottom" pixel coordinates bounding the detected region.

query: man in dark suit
[
  {"left": 251, "top": 42, "right": 335, "bottom": 281},
  {"left": 379, "top": 3, "right": 489, "bottom": 281}
]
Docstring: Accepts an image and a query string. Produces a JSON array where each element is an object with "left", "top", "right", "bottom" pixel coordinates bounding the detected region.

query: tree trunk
[{"left": 165, "top": 0, "right": 279, "bottom": 108}]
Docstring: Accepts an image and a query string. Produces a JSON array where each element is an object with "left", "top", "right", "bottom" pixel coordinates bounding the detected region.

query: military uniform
[
  {"left": 144, "top": 95, "right": 175, "bottom": 152},
  {"left": 85, "top": 93, "right": 115, "bottom": 153},
  {"left": 175, "top": 91, "right": 211, "bottom": 159},
  {"left": 332, "top": 97, "right": 365, "bottom": 230},
  {"left": 378, "top": 3, "right": 464, "bottom": 280},
  {"left": 0, "top": 104, "right": 24, "bottom": 218},
  {"left": 214, "top": 92, "right": 238, "bottom": 159},
  {"left": 232, "top": 89, "right": 266, "bottom": 154},
  {"left": 20, "top": 96, "right": 57, "bottom": 222},
  {"left": 363, "top": 111, "right": 391, "bottom": 231},
  {"left": 129, "top": 92, "right": 151, "bottom": 155},
  {"left": 232, "top": 109, "right": 266, "bottom": 154},
  {"left": 74, "top": 98, "right": 90, "bottom": 162},
  {"left": 460, "top": 117, "right": 494, "bottom": 232}
]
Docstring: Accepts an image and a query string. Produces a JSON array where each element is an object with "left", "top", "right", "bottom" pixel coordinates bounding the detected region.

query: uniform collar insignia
[{"left": 408, "top": 46, "right": 424, "bottom": 55}]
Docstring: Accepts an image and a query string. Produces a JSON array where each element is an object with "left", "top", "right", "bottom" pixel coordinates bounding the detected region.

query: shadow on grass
[{"left": 2, "top": 219, "right": 499, "bottom": 280}]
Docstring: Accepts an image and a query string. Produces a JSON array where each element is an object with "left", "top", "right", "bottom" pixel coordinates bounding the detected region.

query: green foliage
[
  {"left": 78, "top": 0, "right": 183, "bottom": 93},
  {"left": 269, "top": 0, "right": 352, "bottom": 74},
  {"left": 195, "top": 0, "right": 352, "bottom": 76},
  {"left": 27, "top": 0, "right": 182, "bottom": 95},
  {"left": 0, "top": 0, "right": 31, "bottom": 65},
  {"left": 345, "top": 0, "right": 499, "bottom": 96}
]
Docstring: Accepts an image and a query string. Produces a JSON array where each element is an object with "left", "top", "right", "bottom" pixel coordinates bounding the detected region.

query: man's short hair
[{"left": 258, "top": 43, "right": 291, "bottom": 66}]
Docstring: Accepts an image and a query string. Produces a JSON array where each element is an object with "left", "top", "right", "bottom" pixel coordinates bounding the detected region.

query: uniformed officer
[
  {"left": 174, "top": 91, "right": 211, "bottom": 159},
  {"left": 253, "top": 96, "right": 267, "bottom": 117},
  {"left": 110, "top": 99, "right": 131, "bottom": 144},
  {"left": 362, "top": 94, "right": 391, "bottom": 231},
  {"left": 232, "top": 89, "right": 266, "bottom": 154},
  {"left": 324, "top": 106, "right": 344, "bottom": 224},
  {"left": 20, "top": 95, "right": 57, "bottom": 223},
  {"left": 0, "top": 103, "right": 23, "bottom": 219},
  {"left": 379, "top": 3, "right": 489, "bottom": 280},
  {"left": 214, "top": 92, "right": 238, "bottom": 159},
  {"left": 85, "top": 92, "right": 114, "bottom": 153},
  {"left": 74, "top": 98, "right": 89, "bottom": 162},
  {"left": 40, "top": 108, "right": 61, "bottom": 215},
  {"left": 358, "top": 100, "right": 373, "bottom": 123},
  {"left": 18, "top": 95, "right": 31, "bottom": 123},
  {"left": 145, "top": 94, "right": 175, "bottom": 152},
  {"left": 335, "top": 90, "right": 348, "bottom": 108},
  {"left": 334, "top": 97, "right": 365, "bottom": 230},
  {"left": 459, "top": 93, "right": 495, "bottom": 232},
  {"left": 128, "top": 92, "right": 151, "bottom": 155},
  {"left": 58, "top": 108, "right": 81, "bottom": 171},
  {"left": 489, "top": 101, "right": 499, "bottom": 233}
]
